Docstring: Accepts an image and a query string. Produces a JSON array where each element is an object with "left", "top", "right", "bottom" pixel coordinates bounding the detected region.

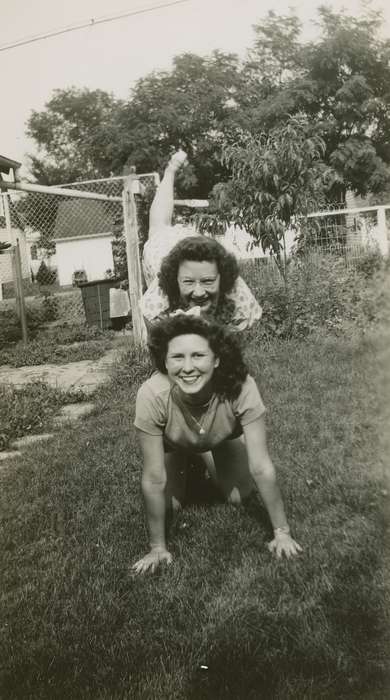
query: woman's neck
[{"left": 175, "top": 382, "right": 214, "bottom": 406}]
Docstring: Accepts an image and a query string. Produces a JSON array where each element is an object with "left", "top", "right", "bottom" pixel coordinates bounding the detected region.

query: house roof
[
  {"left": 0, "top": 155, "right": 22, "bottom": 175},
  {"left": 53, "top": 199, "right": 115, "bottom": 240}
]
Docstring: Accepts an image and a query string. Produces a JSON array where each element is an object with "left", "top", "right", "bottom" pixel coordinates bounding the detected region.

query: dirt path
[{"left": 0, "top": 344, "right": 126, "bottom": 394}]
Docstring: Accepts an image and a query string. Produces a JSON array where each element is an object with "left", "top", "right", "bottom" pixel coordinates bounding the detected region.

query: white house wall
[
  {"left": 217, "top": 225, "right": 296, "bottom": 259},
  {"left": 0, "top": 227, "right": 31, "bottom": 289},
  {"left": 55, "top": 234, "right": 114, "bottom": 286}
]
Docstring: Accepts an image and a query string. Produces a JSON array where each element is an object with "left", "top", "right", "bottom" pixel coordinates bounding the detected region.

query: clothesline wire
[{"left": 0, "top": 0, "right": 191, "bottom": 53}]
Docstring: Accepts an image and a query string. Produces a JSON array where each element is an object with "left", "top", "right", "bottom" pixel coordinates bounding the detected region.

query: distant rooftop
[
  {"left": 53, "top": 199, "right": 115, "bottom": 240},
  {"left": 0, "top": 155, "right": 22, "bottom": 176}
]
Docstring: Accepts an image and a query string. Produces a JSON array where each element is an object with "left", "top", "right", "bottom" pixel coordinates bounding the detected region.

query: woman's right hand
[{"left": 132, "top": 547, "right": 173, "bottom": 575}]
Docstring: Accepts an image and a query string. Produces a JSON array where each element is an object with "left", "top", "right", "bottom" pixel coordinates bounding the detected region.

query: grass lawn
[
  {"left": 0, "top": 323, "right": 119, "bottom": 368},
  {"left": 1, "top": 326, "right": 389, "bottom": 699}
]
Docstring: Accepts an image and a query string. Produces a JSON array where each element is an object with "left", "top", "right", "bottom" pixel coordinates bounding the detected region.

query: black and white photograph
[{"left": 1, "top": 1, "right": 389, "bottom": 697}]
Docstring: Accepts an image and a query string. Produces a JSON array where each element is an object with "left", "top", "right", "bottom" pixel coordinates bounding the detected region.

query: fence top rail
[
  {"left": 56, "top": 172, "right": 160, "bottom": 187},
  {"left": 307, "top": 203, "right": 390, "bottom": 218},
  {"left": 0, "top": 181, "right": 122, "bottom": 202},
  {"left": 56, "top": 175, "right": 209, "bottom": 208}
]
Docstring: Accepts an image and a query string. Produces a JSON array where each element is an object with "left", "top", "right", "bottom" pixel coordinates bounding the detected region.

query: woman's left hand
[
  {"left": 132, "top": 547, "right": 173, "bottom": 575},
  {"left": 268, "top": 532, "right": 303, "bottom": 559}
]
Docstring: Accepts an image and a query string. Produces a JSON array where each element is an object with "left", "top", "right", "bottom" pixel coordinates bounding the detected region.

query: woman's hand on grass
[
  {"left": 132, "top": 547, "right": 173, "bottom": 574},
  {"left": 268, "top": 533, "right": 302, "bottom": 559}
]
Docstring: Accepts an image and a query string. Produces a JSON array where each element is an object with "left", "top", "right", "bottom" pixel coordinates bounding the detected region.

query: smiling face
[
  {"left": 165, "top": 333, "right": 220, "bottom": 401},
  {"left": 177, "top": 260, "right": 220, "bottom": 313}
]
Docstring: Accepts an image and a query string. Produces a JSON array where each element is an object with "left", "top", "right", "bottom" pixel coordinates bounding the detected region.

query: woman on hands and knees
[{"left": 132, "top": 315, "right": 302, "bottom": 574}]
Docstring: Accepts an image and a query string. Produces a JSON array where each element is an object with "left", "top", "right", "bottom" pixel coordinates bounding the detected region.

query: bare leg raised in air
[{"left": 149, "top": 150, "right": 188, "bottom": 237}]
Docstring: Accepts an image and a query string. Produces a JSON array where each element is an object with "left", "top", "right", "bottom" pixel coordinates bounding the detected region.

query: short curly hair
[
  {"left": 147, "top": 314, "right": 248, "bottom": 400},
  {"left": 158, "top": 236, "right": 239, "bottom": 317}
]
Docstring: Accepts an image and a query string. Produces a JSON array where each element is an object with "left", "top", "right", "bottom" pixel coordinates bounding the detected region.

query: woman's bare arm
[
  {"left": 243, "top": 417, "right": 302, "bottom": 558},
  {"left": 133, "top": 430, "right": 172, "bottom": 573}
]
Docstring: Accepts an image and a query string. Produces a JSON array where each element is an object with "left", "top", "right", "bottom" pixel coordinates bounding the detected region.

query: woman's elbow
[
  {"left": 141, "top": 474, "right": 167, "bottom": 494},
  {"left": 249, "top": 459, "right": 276, "bottom": 481}
]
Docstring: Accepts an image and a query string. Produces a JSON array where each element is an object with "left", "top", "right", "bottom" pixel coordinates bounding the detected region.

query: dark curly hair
[
  {"left": 147, "top": 314, "right": 248, "bottom": 401},
  {"left": 158, "top": 236, "right": 239, "bottom": 323}
]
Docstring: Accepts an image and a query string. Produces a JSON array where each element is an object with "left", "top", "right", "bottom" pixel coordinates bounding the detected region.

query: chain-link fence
[
  {"left": 0, "top": 173, "right": 160, "bottom": 349},
  {"left": 0, "top": 181, "right": 121, "bottom": 347},
  {"left": 299, "top": 205, "right": 390, "bottom": 263},
  {"left": 1, "top": 177, "right": 389, "bottom": 351},
  {"left": 225, "top": 203, "right": 390, "bottom": 291}
]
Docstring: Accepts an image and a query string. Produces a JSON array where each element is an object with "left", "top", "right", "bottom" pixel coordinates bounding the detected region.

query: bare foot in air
[{"left": 168, "top": 149, "right": 188, "bottom": 173}]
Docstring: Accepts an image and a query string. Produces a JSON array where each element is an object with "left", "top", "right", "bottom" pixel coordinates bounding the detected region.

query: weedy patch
[{"left": 0, "top": 381, "right": 88, "bottom": 451}]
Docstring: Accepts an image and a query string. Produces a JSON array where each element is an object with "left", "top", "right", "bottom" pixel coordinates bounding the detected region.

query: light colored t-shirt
[{"left": 134, "top": 372, "right": 265, "bottom": 453}]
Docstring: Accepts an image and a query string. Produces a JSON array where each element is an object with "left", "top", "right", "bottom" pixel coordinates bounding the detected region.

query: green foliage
[
  {"left": 27, "top": 88, "right": 124, "bottom": 183},
  {"left": 201, "top": 115, "right": 326, "bottom": 278},
  {"left": 249, "top": 6, "right": 390, "bottom": 198},
  {"left": 352, "top": 247, "right": 384, "bottom": 278},
  {"left": 41, "top": 292, "right": 59, "bottom": 321},
  {"left": 23, "top": 5, "right": 390, "bottom": 225},
  {"left": 26, "top": 7, "right": 390, "bottom": 204},
  {"left": 0, "top": 307, "right": 42, "bottom": 350},
  {"left": 116, "top": 51, "right": 244, "bottom": 197},
  {"left": 0, "top": 327, "right": 388, "bottom": 697},
  {"left": 0, "top": 381, "right": 84, "bottom": 451},
  {"left": 40, "top": 322, "right": 113, "bottom": 345},
  {"left": 0, "top": 334, "right": 113, "bottom": 368},
  {"left": 240, "top": 254, "right": 389, "bottom": 341},
  {"left": 36, "top": 260, "right": 57, "bottom": 286},
  {"left": 248, "top": 10, "right": 302, "bottom": 85}
]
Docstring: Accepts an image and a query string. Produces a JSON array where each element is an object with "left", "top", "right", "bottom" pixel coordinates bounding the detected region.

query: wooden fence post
[
  {"left": 14, "top": 241, "right": 28, "bottom": 344},
  {"left": 377, "top": 206, "right": 389, "bottom": 257},
  {"left": 122, "top": 176, "right": 147, "bottom": 347},
  {"left": 3, "top": 193, "right": 28, "bottom": 344}
]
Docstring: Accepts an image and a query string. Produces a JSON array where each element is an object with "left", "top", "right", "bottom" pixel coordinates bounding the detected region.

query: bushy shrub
[
  {"left": 35, "top": 260, "right": 57, "bottom": 285},
  {"left": 0, "top": 307, "right": 41, "bottom": 350},
  {"left": 352, "top": 247, "right": 384, "bottom": 278},
  {"left": 41, "top": 292, "right": 59, "bottom": 321},
  {"left": 240, "top": 253, "right": 389, "bottom": 341}
]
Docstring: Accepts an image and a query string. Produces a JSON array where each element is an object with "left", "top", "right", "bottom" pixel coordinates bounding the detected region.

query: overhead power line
[{"left": 0, "top": 0, "right": 191, "bottom": 52}]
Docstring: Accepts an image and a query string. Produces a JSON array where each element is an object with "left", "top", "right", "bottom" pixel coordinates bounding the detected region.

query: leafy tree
[
  {"left": 25, "top": 6, "right": 390, "bottom": 204},
  {"left": 243, "top": 9, "right": 303, "bottom": 95},
  {"left": 114, "top": 51, "right": 245, "bottom": 197},
  {"left": 26, "top": 54, "right": 245, "bottom": 196},
  {"left": 244, "top": 7, "right": 390, "bottom": 199},
  {"left": 27, "top": 88, "right": 125, "bottom": 184},
  {"left": 197, "top": 115, "right": 326, "bottom": 281}
]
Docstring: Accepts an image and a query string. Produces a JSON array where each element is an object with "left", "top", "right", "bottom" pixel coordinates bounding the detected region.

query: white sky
[{"left": 1, "top": 0, "right": 390, "bottom": 175}]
